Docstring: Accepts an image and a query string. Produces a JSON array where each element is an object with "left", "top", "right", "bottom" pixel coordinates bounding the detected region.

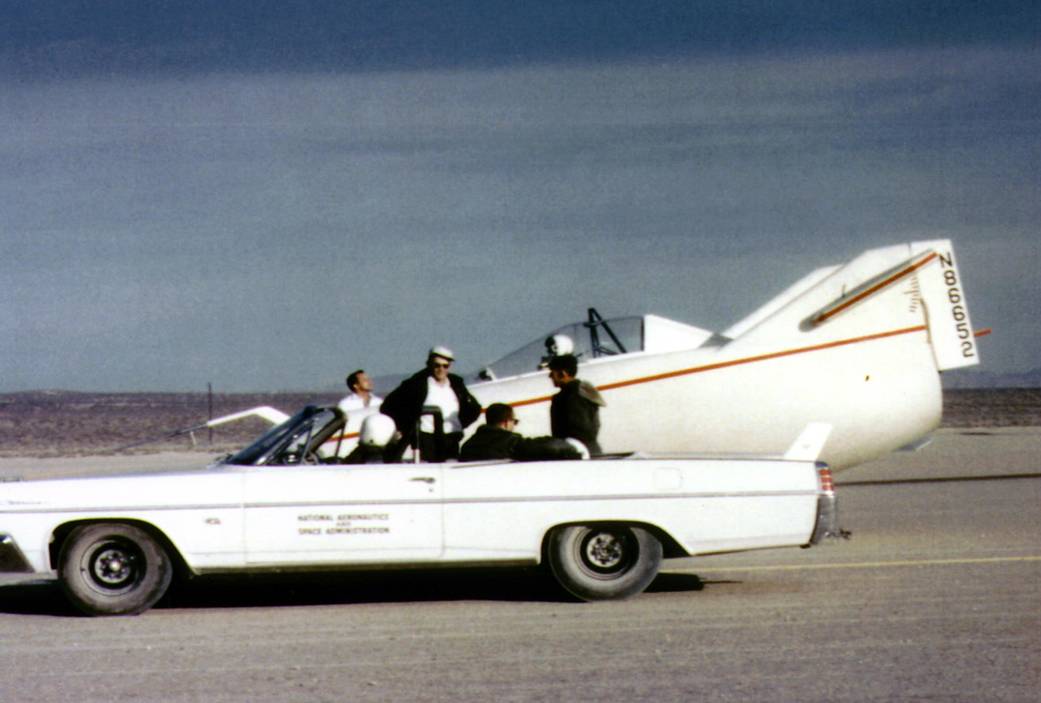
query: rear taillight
[{"left": 818, "top": 466, "right": 834, "bottom": 493}]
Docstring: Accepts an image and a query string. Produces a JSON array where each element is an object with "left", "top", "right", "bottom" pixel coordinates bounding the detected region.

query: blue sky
[{"left": 2, "top": 2, "right": 1039, "bottom": 391}]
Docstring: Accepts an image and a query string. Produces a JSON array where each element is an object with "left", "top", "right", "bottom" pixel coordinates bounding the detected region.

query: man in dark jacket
[
  {"left": 460, "top": 403, "right": 582, "bottom": 461},
  {"left": 547, "top": 353, "right": 606, "bottom": 455},
  {"left": 381, "top": 346, "right": 482, "bottom": 462}
]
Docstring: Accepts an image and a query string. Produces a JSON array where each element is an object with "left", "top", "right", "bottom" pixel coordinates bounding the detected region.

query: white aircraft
[{"left": 216, "top": 239, "right": 983, "bottom": 471}]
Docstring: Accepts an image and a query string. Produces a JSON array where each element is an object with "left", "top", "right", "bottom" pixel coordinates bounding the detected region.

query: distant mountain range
[{"left": 942, "top": 368, "right": 1041, "bottom": 389}]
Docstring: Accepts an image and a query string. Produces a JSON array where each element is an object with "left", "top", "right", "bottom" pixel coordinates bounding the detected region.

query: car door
[{"left": 242, "top": 463, "right": 443, "bottom": 566}]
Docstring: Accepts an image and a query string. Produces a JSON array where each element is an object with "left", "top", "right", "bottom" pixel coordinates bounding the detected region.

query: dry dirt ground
[
  {"left": 1, "top": 389, "right": 1038, "bottom": 702},
  {"left": 1, "top": 422, "right": 1038, "bottom": 702},
  {"left": 0, "top": 388, "right": 1038, "bottom": 458}
]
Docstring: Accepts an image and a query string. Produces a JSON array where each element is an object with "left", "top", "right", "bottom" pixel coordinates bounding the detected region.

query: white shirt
[
  {"left": 420, "top": 377, "right": 461, "bottom": 433},
  {"left": 338, "top": 392, "right": 382, "bottom": 414}
]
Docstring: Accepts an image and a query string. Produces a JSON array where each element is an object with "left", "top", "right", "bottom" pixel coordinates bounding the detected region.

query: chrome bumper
[
  {"left": 808, "top": 491, "right": 840, "bottom": 545},
  {"left": 0, "top": 534, "right": 34, "bottom": 573}
]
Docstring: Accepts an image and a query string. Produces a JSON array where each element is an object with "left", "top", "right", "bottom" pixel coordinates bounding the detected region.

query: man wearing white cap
[{"left": 380, "top": 346, "right": 482, "bottom": 461}]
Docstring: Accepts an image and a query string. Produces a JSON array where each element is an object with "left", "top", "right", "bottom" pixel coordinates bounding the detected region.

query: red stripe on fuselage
[
  {"left": 511, "top": 324, "right": 928, "bottom": 408},
  {"left": 326, "top": 324, "right": 930, "bottom": 443}
]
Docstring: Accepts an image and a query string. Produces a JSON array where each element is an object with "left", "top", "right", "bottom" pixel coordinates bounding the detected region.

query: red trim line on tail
[{"left": 811, "top": 251, "right": 938, "bottom": 325}]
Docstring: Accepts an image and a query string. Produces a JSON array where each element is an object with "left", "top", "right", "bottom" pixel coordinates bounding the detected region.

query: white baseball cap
[{"left": 429, "top": 345, "right": 455, "bottom": 362}]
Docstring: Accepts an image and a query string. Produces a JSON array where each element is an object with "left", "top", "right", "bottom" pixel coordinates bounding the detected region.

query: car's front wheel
[
  {"left": 546, "top": 524, "right": 662, "bottom": 601},
  {"left": 58, "top": 523, "right": 173, "bottom": 616}
]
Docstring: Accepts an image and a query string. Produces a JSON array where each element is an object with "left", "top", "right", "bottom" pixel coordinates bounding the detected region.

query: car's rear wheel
[
  {"left": 546, "top": 524, "right": 662, "bottom": 601},
  {"left": 58, "top": 523, "right": 173, "bottom": 616}
]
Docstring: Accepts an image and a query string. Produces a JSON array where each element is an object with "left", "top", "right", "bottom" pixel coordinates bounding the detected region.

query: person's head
[
  {"left": 346, "top": 369, "right": 372, "bottom": 394},
  {"left": 427, "top": 345, "right": 455, "bottom": 382},
  {"left": 485, "top": 403, "right": 518, "bottom": 430},
  {"left": 547, "top": 353, "right": 578, "bottom": 388}
]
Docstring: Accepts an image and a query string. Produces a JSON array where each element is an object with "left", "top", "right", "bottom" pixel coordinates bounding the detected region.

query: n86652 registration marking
[{"left": 938, "top": 251, "right": 975, "bottom": 358}]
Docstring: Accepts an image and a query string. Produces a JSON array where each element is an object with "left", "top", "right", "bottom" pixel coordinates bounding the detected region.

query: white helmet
[
  {"left": 545, "top": 334, "right": 575, "bottom": 357},
  {"left": 564, "top": 438, "right": 590, "bottom": 459},
  {"left": 360, "top": 414, "right": 396, "bottom": 447}
]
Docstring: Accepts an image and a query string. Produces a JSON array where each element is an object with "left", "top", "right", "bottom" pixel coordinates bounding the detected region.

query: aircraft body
[
  {"left": 216, "top": 239, "right": 980, "bottom": 471},
  {"left": 462, "top": 239, "right": 980, "bottom": 470}
]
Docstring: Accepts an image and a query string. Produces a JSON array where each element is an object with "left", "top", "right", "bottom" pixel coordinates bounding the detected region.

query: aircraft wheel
[
  {"left": 58, "top": 523, "right": 173, "bottom": 616},
  {"left": 546, "top": 524, "right": 662, "bottom": 601}
]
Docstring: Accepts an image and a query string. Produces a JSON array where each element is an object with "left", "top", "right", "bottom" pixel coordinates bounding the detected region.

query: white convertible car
[{"left": 0, "top": 406, "right": 839, "bottom": 616}]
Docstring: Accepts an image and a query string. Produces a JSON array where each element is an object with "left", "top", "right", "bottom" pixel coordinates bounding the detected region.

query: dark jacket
[
  {"left": 381, "top": 369, "right": 482, "bottom": 441},
  {"left": 459, "top": 425, "right": 582, "bottom": 462},
  {"left": 459, "top": 426, "right": 518, "bottom": 460},
  {"left": 550, "top": 379, "right": 606, "bottom": 455},
  {"left": 343, "top": 444, "right": 386, "bottom": 464}
]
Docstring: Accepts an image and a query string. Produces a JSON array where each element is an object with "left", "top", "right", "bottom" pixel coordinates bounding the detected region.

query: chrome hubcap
[
  {"left": 90, "top": 545, "right": 136, "bottom": 588},
  {"left": 581, "top": 530, "right": 631, "bottom": 573}
]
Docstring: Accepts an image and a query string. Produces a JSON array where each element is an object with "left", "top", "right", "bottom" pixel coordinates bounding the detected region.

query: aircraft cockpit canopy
[{"left": 474, "top": 308, "right": 723, "bottom": 382}]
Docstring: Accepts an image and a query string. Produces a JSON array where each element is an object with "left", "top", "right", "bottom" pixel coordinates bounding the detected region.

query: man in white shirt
[{"left": 338, "top": 369, "right": 382, "bottom": 414}]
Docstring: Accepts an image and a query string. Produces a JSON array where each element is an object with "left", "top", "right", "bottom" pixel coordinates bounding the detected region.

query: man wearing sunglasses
[
  {"left": 381, "top": 345, "right": 482, "bottom": 462},
  {"left": 459, "top": 403, "right": 583, "bottom": 462}
]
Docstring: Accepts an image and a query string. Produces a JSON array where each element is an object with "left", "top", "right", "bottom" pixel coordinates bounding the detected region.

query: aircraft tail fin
[{"left": 725, "top": 239, "right": 981, "bottom": 371}]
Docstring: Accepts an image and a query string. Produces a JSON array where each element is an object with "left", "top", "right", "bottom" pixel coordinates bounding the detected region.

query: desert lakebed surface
[{"left": 0, "top": 399, "right": 1038, "bottom": 702}]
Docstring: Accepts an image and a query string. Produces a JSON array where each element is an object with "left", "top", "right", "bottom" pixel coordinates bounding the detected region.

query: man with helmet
[{"left": 380, "top": 346, "right": 482, "bottom": 462}]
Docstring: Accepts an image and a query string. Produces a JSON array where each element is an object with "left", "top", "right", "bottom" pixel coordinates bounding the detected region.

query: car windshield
[{"left": 223, "top": 406, "right": 344, "bottom": 466}]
